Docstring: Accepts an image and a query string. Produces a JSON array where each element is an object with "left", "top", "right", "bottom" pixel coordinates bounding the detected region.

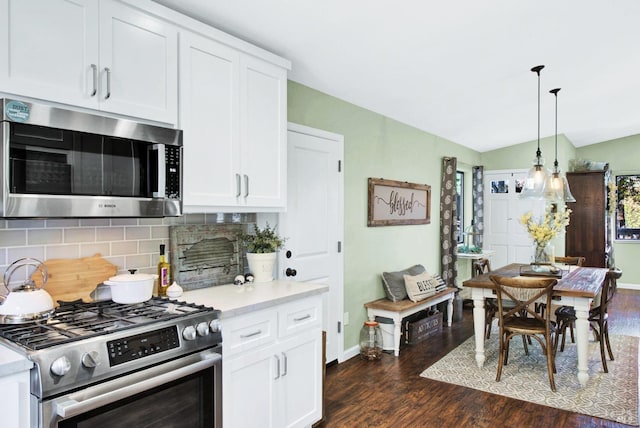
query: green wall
[
  {"left": 288, "top": 81, "right": 481, "bottom": 350},
  {"left": 576, "top": 135, "right": 640, "bottom": 284}
]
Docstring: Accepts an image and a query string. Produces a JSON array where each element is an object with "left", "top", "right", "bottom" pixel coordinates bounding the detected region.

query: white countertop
[
  {"left": 0, "top": 345, "right": 32, "bottom": 377},
  {"left": 177, "top": 280, "right": 329, "bottom": 318}
]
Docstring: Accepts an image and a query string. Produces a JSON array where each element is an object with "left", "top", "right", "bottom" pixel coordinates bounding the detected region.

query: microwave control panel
[{"left": 166, "top": 145, "right": 181, "bottom": 199}]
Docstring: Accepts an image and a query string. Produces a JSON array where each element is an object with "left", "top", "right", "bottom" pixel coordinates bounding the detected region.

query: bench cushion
[{"left": 381, "top": 264, "right": 426, "bottom": 302}]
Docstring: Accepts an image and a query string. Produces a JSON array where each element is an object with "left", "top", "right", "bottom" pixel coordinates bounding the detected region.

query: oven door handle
[{"left": 55, "top": 352, "right": 220, "bottom": 419}]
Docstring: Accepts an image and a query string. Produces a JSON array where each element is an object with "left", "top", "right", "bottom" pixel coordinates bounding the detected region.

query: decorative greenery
[
  {"left": 240, "top": 223, "right": 287, "bottom": 253},
  {"left": 520, "top": 206, "right": 572, "bottom": 248},
  {"left": 458, "top": 245, "right": 482, "bottom": 254}
]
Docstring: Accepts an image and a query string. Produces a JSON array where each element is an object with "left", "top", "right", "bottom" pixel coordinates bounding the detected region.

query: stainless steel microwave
[{"left": 0, "top": 99, "right": 183, "bottom": 218}]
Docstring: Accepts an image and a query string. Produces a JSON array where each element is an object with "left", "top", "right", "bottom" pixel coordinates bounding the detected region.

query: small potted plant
[{"left": 240, "top": 223, "right": 286, "bottom": 282}]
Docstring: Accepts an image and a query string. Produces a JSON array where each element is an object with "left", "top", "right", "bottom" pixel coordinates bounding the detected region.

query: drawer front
[
  {"left": 278, "top": 296, "right": 322, "bottom": 338},
  {"left": 223, "top": 310, "right": 277, "bottom": 357}
]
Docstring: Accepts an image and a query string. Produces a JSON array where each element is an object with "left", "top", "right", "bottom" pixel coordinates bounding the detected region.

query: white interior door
[
  {"left": 484, "top": 170, "right": 544, "bottom": 267},
  {"left": 278, "top": 123, "right": 344, "bottom": 364}
]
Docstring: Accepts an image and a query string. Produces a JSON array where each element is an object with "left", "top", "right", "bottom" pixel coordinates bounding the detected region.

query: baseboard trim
[{"left": 619, "top": 282, "right": 640, "bottom": 291}]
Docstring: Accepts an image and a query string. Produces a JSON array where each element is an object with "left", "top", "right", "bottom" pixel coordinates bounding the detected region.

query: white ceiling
[{"left": 154, "top": 0, "right": 640, "bottom": 153}]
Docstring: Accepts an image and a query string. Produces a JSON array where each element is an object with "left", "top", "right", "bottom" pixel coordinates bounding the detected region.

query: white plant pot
[{"left": 246, "top": 252, "right": 277, "bottom": 283}]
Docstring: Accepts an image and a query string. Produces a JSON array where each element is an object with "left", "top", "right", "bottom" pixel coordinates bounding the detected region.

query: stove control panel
[{"left": 107, "top": 326, "right": 179, "bottom": 366}]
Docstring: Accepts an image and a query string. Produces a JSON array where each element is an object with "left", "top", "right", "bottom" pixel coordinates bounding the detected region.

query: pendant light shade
[
  {"left": 520, "top": 65, "right": 550, "bottom": 200},
  {"left": 545, "top": 87, "right": 576, "bottom": 203}
]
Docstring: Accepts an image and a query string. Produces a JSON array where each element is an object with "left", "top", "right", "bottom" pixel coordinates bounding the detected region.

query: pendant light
[
  {"left": 520, "top": 65, "right": 550, "bottom": 200},
  {"left": 546, "top": 88, "right": 576, "bottom": 202}
]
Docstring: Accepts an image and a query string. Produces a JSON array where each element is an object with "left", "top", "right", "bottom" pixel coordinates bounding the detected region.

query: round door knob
[
  {"left": 50, "top": 356, "right": 71, "bottom": 376},
  {"left": 182, "top": 325, "right": 197, "bottom": 341},
  {"left": 285, "top": 268, "right": 297, "bottom": 277},
  {"left": 81, "top": 351, "right": 101, "bottom": 368},
  {"left": 196, "top": 322, "right": 210, "bottom": 336},
  {"left": 209, "top": 319, "right": 221, "bottom": 334}
]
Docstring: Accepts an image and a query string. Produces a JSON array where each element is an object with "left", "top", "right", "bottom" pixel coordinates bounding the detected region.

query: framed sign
[{"left": 368, "top": 178, "right": 431, "bottom": 226}]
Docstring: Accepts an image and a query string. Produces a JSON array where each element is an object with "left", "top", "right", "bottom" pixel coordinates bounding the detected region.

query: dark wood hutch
[{"left": 565, "top": 166, "right": 612, "bottom": 268}]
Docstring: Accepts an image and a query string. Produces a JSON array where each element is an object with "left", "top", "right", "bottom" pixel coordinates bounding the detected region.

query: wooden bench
[{"left": 364, "top": 287, "right": 457, "bottom": 356}]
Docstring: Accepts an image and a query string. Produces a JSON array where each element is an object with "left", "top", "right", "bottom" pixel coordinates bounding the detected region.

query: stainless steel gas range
[{"left": 0, "top": 297, "right": 222, "bottom": 428}]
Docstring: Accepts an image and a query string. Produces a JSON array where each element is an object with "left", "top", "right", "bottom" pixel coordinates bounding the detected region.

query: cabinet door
[
  {"left": 180, "top": 31, "right": 241, "bottom": 209},
  {"left": 0, "top": 0, "right": 99, "bottom": 108},
  {"left": 99, "top": 1, "right": 177, "bottom": 124},
  {"left": 279, "top": 331, "right": 323, "bottom": 428},
  {"left": 224, "top": 345, "right": 278, "bottom": 428},
  {"left": 240, "top": 55, "right": 287, "bottom": 208},
  {"left": 0, "top": 370, "right": 31, "bottom": 428}
]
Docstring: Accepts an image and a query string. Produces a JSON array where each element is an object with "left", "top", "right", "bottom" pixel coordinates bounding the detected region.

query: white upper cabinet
[
  {"left": 180, "top": 31, "right": 241, "bottom": 208},
  {"left": 181, "top": 31, "right": 288, "bottom": 212},
  {"left": 240, "top": 56, "right": 287, "bottom": 208},
  {"left": 0, "top": 0, "right": 178, "bottom": 125}
]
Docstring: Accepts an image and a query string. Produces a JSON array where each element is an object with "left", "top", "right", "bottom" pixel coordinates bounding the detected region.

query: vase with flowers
[{"left": 520, "top": 206, "right": 571, "bottom": 267}]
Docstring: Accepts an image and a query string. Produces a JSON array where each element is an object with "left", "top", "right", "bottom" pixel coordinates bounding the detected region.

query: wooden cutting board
[{"left": 33, "top": 254, "right": 118, "bottom": 306}]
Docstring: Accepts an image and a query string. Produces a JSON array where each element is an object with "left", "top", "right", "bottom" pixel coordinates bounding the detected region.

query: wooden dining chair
[
  {"left": 554, "top": 268, "right": 622, "bottom": 373},
  {"left": 490, "top": 274, "right": 558, "bottom": 392},
  {"left": 537, "top": 256, "right": 586, "bottom": 318},
  {"left": 550, "top": 256, "right": 586, "bottom": 350}
]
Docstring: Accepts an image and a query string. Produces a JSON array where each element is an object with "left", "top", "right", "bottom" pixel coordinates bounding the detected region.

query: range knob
[
  {"left": 196, "top": 322, "right": 210, "bottom": 336},
  {"left": 81, "top": 351, "right": 101, "bottom": 368},
  {"left": 50, "top": 356, "right": 71, "bottom": 376},
  {"left": 209, "top": 319, "right": 221, "bottom": 334},
  {"left": 182, "top": 325, "right": 197, "bottom": 341}
]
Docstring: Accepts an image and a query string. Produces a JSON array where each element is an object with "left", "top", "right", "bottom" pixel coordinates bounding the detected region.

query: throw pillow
[
  {"left": 381, "top": 264, "right": 426, "bottom": 302},
  {"left": 404, "top": 271, "right": 439, "bottom": 302}
]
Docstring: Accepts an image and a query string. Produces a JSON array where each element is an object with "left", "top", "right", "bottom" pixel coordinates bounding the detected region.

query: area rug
[{"left": 420, "top": 327, "right": 639, "bottom": 425}]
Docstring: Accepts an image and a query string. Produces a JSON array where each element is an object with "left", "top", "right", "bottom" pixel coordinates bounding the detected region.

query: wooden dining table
[{"left": 462, "top": 263, "right": 609, "bottom": 387}]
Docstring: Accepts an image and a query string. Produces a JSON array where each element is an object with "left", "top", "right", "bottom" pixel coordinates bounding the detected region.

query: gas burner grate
[{"left": 0, "top": 297, "right": 214, "bottom": 350}]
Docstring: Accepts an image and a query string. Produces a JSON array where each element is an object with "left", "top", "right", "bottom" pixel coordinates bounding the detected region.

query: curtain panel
[
  {"left": 472, "top": 166, "right": 484, "bottom": 248},
  {"left": 440, "top": 157, "right": 458, "bottom": 288}
]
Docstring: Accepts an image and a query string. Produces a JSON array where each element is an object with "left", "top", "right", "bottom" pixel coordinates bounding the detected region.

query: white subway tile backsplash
[
  {"left": 139, "top": 218, "right": 163, "bottom": 226},
  {"left": 0, "top": 230, "right": 27, "bottom": 246},
  {"left": 64, "top": 228, "right": 96, "bottom": 243},
  {"left": 111, "top": 218, "right": 138, "bottom": 226},
  {"left": 46, "top": 245, "right": 80, "bottom": 259},
  {"left": 0, "top": 214, "right": 254, "bottom": 280},
  {"left": 125, "top": 254, "right": 151, "bottom": 272},
  {"left": 97, "top": 227, "right": 125, "bottom": 242},
  {"left": 80, "top": 219, "right": 110, "bottom": 227},
  {"left": 151, "top": 226, "right": 169, "bottom": 239},
  {"left": 139, "top": 239, "right": 166, "bottom": 254},
  {"left": 28, "top": 229, "right": 63, "bottom": 245},
  {"left": 46, "top": 219, "right": 80, "bottom": 228},
  {"left": 8, "top": 246, "right": 45, "bottom": 262},
  {"left": 125, "top": 227, "right": 151, "bottom": 240},
  {"left": 7, "top": 219, "right": 45, "bottom": 229},
  {"left": 111, "top": 240, "right": 138, "bottom": 256},
  {"left": 80, "top": 243, "right": 111, "bottom": 258}
]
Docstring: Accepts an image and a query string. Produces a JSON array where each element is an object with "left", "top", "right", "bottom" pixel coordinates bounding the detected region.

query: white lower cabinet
[
  {"left": 0, "top": 368, "right": 31, "bottom": 428},
  {"left": 222, "top": 295, "right": 322, "bottom": 428}
]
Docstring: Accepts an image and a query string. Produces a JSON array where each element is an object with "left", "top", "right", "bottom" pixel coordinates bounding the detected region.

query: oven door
[{"left": 41, "top": 349, "right": 221, "bottom": 428}]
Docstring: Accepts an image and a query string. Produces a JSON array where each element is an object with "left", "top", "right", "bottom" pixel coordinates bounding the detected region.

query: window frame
[{"left": 615, "top": 174, "right": 640, "bottom": 241}]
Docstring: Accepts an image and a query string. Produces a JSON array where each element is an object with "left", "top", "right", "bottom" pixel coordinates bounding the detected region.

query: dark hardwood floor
[{"left": 321, "top": 289, "right": 640, "bottom": 428}]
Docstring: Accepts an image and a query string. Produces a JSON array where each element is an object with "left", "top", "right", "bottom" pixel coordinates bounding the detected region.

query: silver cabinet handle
[
  {"left": 274, "top": 354, "right": 281, "bottom": 379},
  {"left": 293, "top": 314, "right": 311, "bottom": 322},
  {"left": 90, "top": 64, "right": 97, "bottom": 97},
  {"left": 239, "top": 330, "right": 262, "bottom": 339},
  {"left": 244, "top": 174, "right": 249, "bottom": 198},
  {"left": 236, "top": 173, "right": 241, "bottom": 197},
  {"left": 281, "top": 352, "right": 287, "bottom": 377},
  {"left": 104, "top": 67, "right": 111, "bottom": 100}
]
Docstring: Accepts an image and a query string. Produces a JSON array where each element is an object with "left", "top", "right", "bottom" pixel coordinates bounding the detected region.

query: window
[
  {"left": 615, "top": 174, "right": 640, "bottom": 240},
  {"left": 456, "top": 171, "right": 464, "bottom": 243}
]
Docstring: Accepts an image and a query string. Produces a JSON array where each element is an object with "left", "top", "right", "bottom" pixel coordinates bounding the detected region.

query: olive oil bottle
[{"left": 157, "top": 244, "right": 171, "bottom": 297}]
